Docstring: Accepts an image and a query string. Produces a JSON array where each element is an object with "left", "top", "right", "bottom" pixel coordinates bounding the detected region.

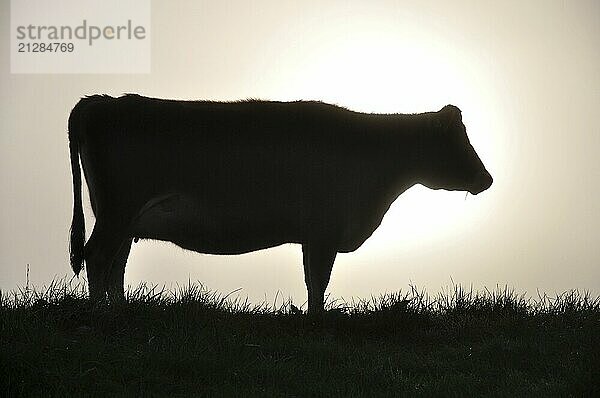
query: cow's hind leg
[
  {"left": 107, "top": 238, "right": 133, "bottom": 302},
  {"left": 302, "top": 243, "right": 337, "bottom": 314},
  {"left": 84, "top": 222, "right": 128, "bottom": 302}
]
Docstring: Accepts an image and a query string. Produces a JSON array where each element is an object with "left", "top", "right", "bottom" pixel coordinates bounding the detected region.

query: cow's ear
[{"left": 436, "top": 105, "right": 462, "bottom": 131}]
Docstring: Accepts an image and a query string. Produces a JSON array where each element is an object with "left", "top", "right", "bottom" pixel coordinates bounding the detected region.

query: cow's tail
[{"left": 68, "top": 102, "right": 85, "bottom": 276}]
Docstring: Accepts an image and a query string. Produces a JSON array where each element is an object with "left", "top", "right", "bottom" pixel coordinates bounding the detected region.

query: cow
[{"left": 68, "top": 94, "right": 492, "bottom": 313}]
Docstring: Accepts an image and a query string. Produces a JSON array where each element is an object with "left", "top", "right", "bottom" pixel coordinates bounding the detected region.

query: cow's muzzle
[{"left": 469, "top": 170, "right": 493, "bottom": 195}]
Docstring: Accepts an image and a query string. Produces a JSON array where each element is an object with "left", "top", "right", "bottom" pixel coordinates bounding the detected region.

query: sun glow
[{"left": 256, "top": 21, "right": 499, "bottom": 248}]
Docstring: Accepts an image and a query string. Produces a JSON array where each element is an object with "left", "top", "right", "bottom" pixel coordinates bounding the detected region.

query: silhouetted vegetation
[{"left": 1, "top": 279, "right": 598, "bottom": 397}]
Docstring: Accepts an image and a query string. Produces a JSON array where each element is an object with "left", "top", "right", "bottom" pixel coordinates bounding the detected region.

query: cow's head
[{"left": 418, "top": 105, "right": 493, "bottom": 195}]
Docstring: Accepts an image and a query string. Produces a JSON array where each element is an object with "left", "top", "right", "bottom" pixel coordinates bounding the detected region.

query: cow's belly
[
  {"left": 129, "top": 187, "right": 396, "bottom": 255},
  {"left": 130, "top": 193, "right": 297, "bottom": 254}
]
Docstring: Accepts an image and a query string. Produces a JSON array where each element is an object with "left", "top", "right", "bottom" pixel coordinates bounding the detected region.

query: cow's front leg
[{"left": 302, "top": 243, "right": 337, "bottom": 314}]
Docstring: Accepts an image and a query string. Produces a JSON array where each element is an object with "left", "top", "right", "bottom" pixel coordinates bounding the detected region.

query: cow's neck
[{"left": 353, "top": 112, "right": 427, "bottom": 202}]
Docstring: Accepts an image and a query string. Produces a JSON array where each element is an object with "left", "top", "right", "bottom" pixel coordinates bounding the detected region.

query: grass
[{"left": 1, "top": 279, "right": 599, "bottom": 397}]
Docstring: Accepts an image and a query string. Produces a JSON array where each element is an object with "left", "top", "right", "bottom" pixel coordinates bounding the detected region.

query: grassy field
[{"left": 1, "top": 280, "right": 599, "bottom": 397}]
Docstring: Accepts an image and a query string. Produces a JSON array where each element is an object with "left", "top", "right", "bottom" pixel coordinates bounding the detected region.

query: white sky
[{"left": 1, "top": 0, "right": 599, "bottom": 305}]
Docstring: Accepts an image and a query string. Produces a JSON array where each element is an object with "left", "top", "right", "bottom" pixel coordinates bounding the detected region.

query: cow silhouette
[{"left": 68, "top": 95, "right": 492, "bottom": 313}]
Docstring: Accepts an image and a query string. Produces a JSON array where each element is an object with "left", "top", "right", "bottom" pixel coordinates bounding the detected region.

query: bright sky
[{"left": 1, "top": 0, "right": 599, "bottom": 305}]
